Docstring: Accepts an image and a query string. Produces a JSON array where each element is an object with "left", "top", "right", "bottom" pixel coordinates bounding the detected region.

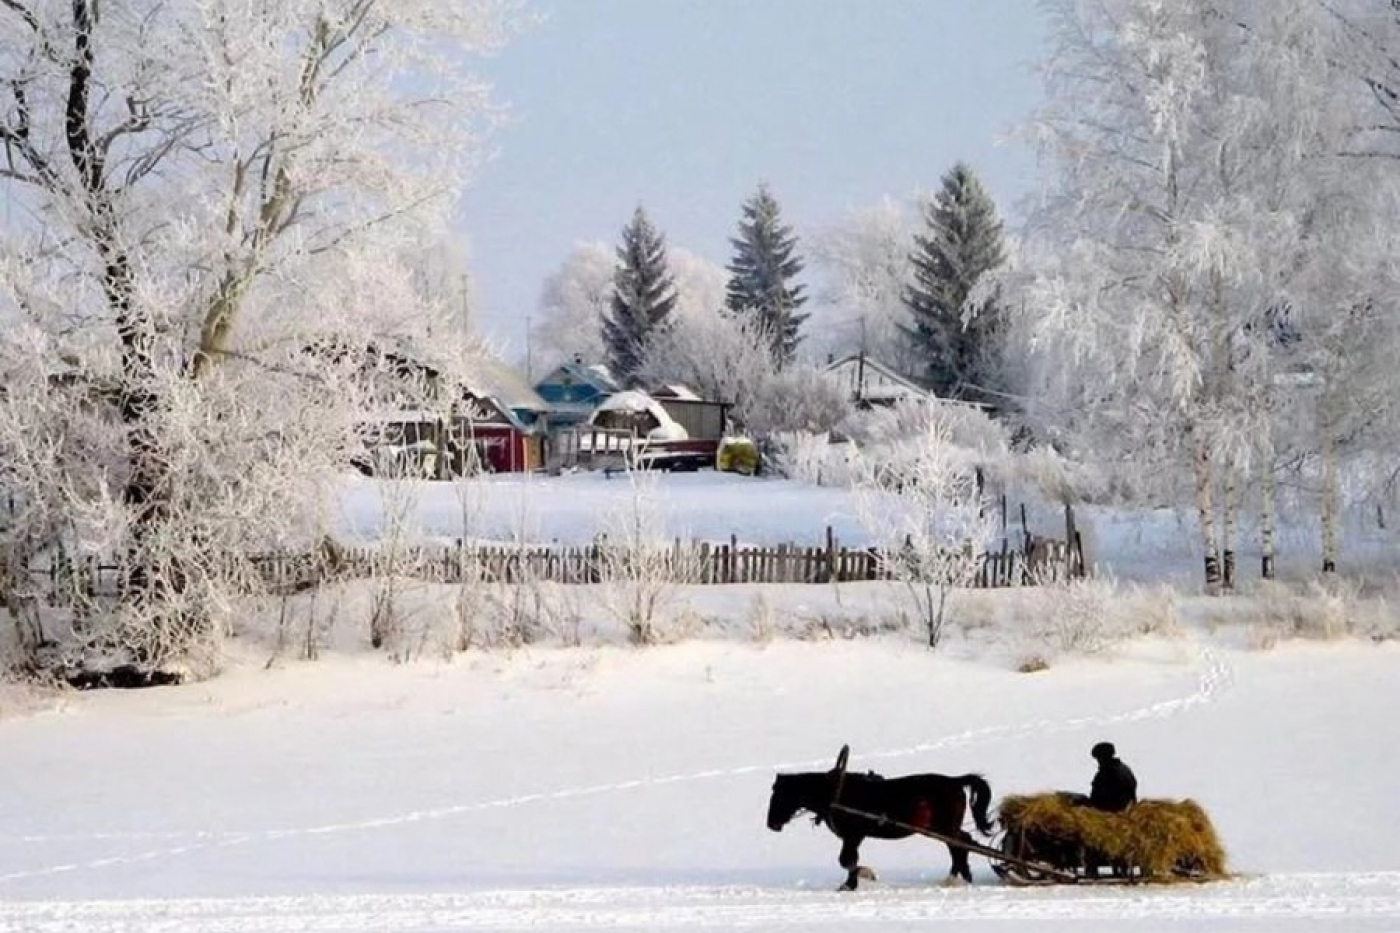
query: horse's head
[
  {"left": 767, "top": 773, "right": 803, "bottom": 831},
  {"left": 767, "top": 772, "right": 829, "bottom": 831}
]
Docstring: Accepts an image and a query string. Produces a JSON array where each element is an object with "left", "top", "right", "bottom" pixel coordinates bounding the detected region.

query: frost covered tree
[
  {"left": 530, "top": 241, "right": 614, "bottom": 374},
  {"left": 0, "top": 0, "right": 515, "bottom": 676},
  {"left": 808, "top": 198, "right": 920, "bottom": 375},
  {"left": 725, "top": 184, "right": 808, "bottom": 365},
  {"left": 633, "top": 250, "right": 736, "bottom": 393},
  {"left": 851, "top": 406, "right": 998, "bottom": 648},
  {"left": 637, "top": 248, "right": 851, "bottom": 441},
  {"left": 903, "top": 163, "right": 1006, "bottom": 402},
  {"left": 1015, "top": 0, "right": 1393, "bottom": 591},
  {"left": 1324, "top": 0, "right": 1400, "bottom": 160},
  {"left": 670, "top": 248, "right": 732, "bottom": 336},
  {"left": 602, "top": 206, "right": 677, "bottom": 386}
]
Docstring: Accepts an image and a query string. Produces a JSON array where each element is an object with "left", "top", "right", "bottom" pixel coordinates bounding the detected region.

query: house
[
  {"left": 649, "top": 383, "right": 730, "bottom": 440},
  {"left": 824, "top": 353, "right": 939, "bottom": 408},
  {"left": 533, "top": 356, "right": 621, "bottom": 428},
  {"left": 549, "top": 388, "right": 722, "bottom": 472},
  {"left": 352, "top": 345, "right": 549, "bottom": 476},
  {"left": 465, "top": 356, "right": 551, "bottom": 433},
  {"left": 454, "top": 391, "right": 545, "bottom": 474}
]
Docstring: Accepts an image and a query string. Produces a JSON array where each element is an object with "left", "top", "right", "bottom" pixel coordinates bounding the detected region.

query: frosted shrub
[
  {"left": 595, "top": 460, "right": 699, "bottom": 646},
  {"left": 746, "top": 591, "right": 777, "bottom": 644},
  {"left": 851, "top": 412, "right": 997, "bottom": 648},
  {"left": 770, "top": 431, "right": 857, "bottom": 486},
  {"left": 1028, "top": 577, "right": 1125, "bottom": 657},
  {"left": 1122, "top": 583, "right": 1183, "bottom": 638},
  {"left": 1248, "top": 578, "right": 1368, "bottom": 646}
]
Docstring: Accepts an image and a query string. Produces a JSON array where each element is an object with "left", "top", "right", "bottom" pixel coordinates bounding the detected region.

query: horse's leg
[
  {"left": 838, "top": 836, "right": 873, "bottom": 890},
  {"left": 948, "top": 831, "right": 975, "bottom": 884}
]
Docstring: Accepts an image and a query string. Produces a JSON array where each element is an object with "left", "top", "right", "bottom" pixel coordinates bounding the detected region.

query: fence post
[
  {"left": 817, "top": 523, "right": 828, "bottom": 582},
  {"left": 1064, "top": 503, "right": 1078, "bottom": 580}
]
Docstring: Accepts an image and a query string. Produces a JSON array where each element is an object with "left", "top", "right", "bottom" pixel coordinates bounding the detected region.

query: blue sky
[{"left": 460, "top": 0, "right": 1048, "bottom": 358}]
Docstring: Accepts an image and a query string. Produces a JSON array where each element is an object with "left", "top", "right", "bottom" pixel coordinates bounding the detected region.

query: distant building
[
  {"left": 824, "top": 354, "right": 937, "bottom": 408},
  {"left": 649, "top": 383, "right": 730, "bottom": 440},
  {"left": 466, "top": 356, "right": 551, "bottom": 431},
  {"left": 533, "top": 356, "right": 621, "bottom": 428},
  {"left": 353, "top": 347, "right": 549, "bottom": 476}
]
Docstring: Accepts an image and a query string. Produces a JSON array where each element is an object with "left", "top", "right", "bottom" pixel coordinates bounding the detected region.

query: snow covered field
[
  {"left": 1, "top": 634, "right": 1397, "bottom": 931},
  {"left": 3, "top": 472, "right": 1398, "bottom": 931},
  {"left": 337, "top": 472, "right": 876, "bottom": 549},
  {"left": 335, "top": 471, "right": 1400, "bottom": 583}
]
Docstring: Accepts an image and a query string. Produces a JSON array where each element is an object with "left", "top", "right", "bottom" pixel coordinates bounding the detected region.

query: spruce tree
[
  {"left": 602, "top": 206, "right": 678, "bottom": 386},
  {"left": 902, "top": 163, "right": 1006, "bottom": 401},
  {"left": 725, "top": 184, "right": 808, "bottom": 365}
]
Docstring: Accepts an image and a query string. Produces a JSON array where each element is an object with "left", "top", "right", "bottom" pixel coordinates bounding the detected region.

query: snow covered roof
[
  {"left": 825, "top": 354, "right": 934, "bottom": 399},
  {"left": 538, "top": 358, "right": 621, "bottom": 394},
  {"left": 651, "top": 383, "right": 703, "bottom": 401},
  {"left": 824, "top": 354, "right": 991, "bottom": 410},
  {"left": 464, "top": 357, "right": 549, "bottom": 413},
  {"left": 595, "top": 390, "right": 662, "bottom": 414},
  {"left": 589, "top": 390, "right": 689, "bottom": 440}
]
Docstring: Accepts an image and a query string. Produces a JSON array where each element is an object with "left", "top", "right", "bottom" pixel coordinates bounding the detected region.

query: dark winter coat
[{"left": 1089, "top": 757, "right": 1138, "bottom": 812}]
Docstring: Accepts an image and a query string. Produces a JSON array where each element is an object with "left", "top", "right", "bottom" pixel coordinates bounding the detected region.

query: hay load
[{"left": 997, "top": 792, "right": 1227, "bottom": 882}]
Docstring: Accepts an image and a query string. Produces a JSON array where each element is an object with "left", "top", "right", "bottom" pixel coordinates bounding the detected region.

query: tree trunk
[
  {"left": 1260, "top": 457, "right": 1276, "bottom": 581},
  {"left": 1191, "top": 434, "right": 1222, "bottom": 595},
  {"left": 66, "top": 1, "right": 191, "bottom": 663},
  {"left": 1219, "top": 461, "right": 1238, "bottom": 593},
  {"left": 1319, "top": 399, "right": 1339, "bottom": 574}
]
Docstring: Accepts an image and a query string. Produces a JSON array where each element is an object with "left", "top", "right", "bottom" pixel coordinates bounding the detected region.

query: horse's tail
[{"left": 958, "top": 774, "right": 995, "bottom": 835}]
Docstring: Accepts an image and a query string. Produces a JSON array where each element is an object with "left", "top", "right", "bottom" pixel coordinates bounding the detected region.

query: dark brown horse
[{"left": 766, "top": 748, "right": 994, "bottom": 890}]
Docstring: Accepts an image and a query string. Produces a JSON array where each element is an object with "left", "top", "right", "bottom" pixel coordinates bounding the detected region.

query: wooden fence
[{"left": 18, "top": 530, "right": 1084, "bottom": 605}]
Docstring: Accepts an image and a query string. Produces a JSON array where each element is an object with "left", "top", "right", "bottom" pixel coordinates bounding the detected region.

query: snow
[
  {"left": 655, "top": 384, "right": 703, "bottom": 401},
  {"left": 4, "top": 472, "right": 1400, "bottom": 930},
  {"left": 0, "top": 637, "right": 1397, "bottom": 930},
  {"left": 334, "top": 471, "right": 1400, "bottom": 581},
  {"left": 336, "top": 472, "right": 873, "bottom": 547}
]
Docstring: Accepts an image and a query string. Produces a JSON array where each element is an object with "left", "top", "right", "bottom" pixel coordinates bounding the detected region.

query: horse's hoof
[
  {"left": 838, "top": 883, "right": 856, "bottom": 892},
  {"left": 856, "top": 866, "right": 878, "bottom": 881},
  {"left": 940, "top": 875, "right": 970, "bottom": 888}
]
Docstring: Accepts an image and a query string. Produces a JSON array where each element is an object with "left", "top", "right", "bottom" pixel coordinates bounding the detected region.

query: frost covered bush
[
  {"left": 768, "top": 431, "right": 858, "bottom": 486},
  {"left": 1027, "top": 577, "right": 1128, "bottom": 657},
  {"left": 1015, "top": 445, "right": 1107, "bottom": 505},
  {"left": 738, "top": 366, "right": 854, "bottom": 440},
  {"left": 852, "top": 408, "right": 998, "bottom": 648},
  {"left": 1244, "top": 578, "right": 1390, "bottom": 647}
]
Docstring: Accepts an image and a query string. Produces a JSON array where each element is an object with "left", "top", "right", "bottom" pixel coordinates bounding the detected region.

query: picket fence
[{"left": 22, "top": 530, "right": 1084, "bottom": 605}]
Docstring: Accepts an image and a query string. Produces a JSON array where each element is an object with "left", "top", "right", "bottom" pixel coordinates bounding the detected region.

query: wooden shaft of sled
[{"left": 828, "top": 802, "right": 1080, "bottom": 884}]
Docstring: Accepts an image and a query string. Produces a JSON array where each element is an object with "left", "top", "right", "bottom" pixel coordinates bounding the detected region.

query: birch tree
[
  {"left": 0, "top": 0, "right": 516, "bottom": 676},
  {"left": 1018, "top": 0, "right": 1384, "bottom": 592}
]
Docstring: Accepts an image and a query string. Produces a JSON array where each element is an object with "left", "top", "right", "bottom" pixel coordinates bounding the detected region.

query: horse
[{"left": 766, "top": 747, "right": 995, "bottom": 891}]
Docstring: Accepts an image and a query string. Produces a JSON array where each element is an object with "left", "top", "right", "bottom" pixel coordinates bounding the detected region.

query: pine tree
[
  {"left": 602, "top": 206, "right": 678, "bottom": 386},
  {"left": 902, "top": 163, "right": 1006, "bottom": 401},
  {"left": 725, "top": 184, "right": 808, "bottom": 365}
]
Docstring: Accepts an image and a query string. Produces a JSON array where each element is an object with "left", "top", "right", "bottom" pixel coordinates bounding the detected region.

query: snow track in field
[
  {"left": 0, "top": 644, "right": 1234, "bottom": 888},
  {"left": 2, "top": 871, "right": 1398, "bottom": 932}
]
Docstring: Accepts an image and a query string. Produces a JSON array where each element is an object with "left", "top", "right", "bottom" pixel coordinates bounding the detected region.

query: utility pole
[{"left": 855, "top": 315, "right": 867, "bottom": 405}]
